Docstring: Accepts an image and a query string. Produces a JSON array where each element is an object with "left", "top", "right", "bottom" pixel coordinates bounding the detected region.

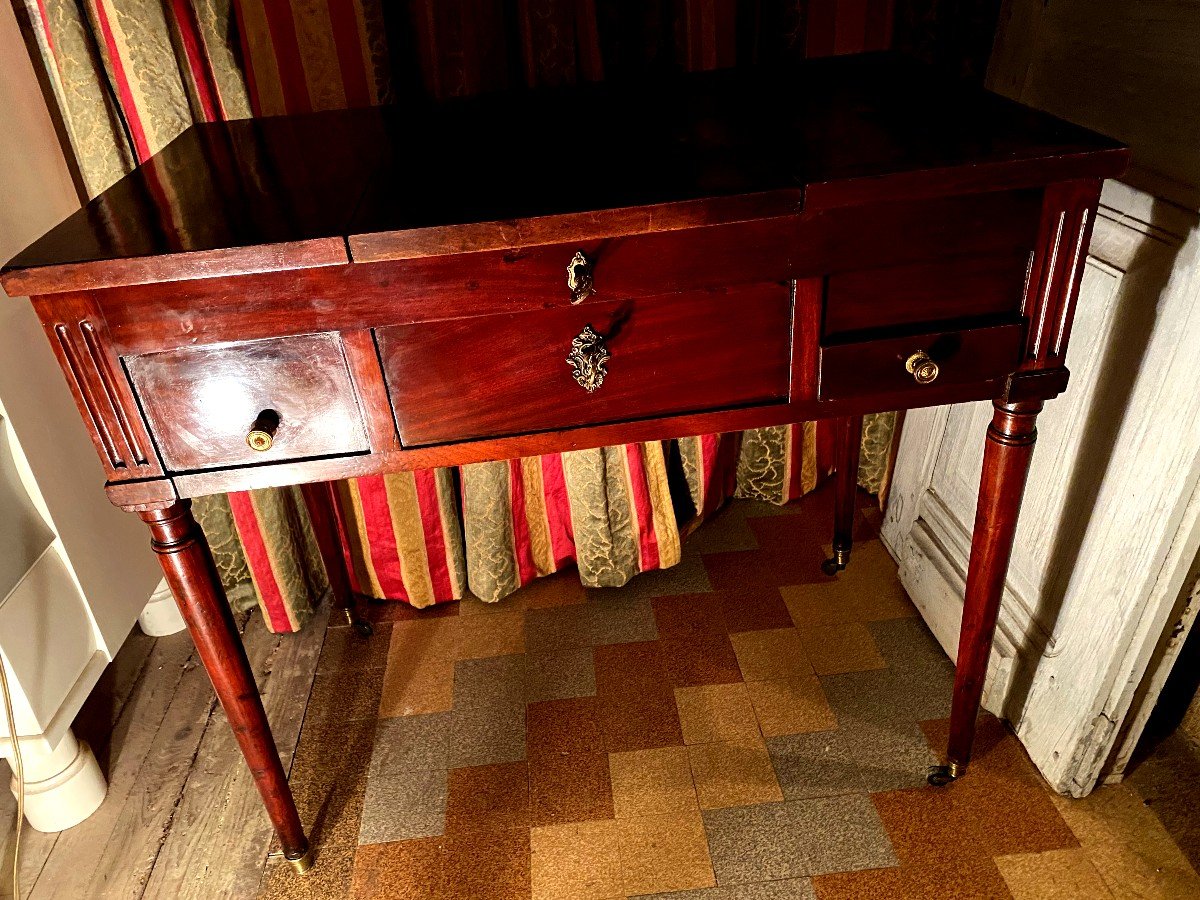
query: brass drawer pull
[
  {"left": 905, "top": 350, "right": 940, "bottom": 385},
  {"left": 566, "top": 325, "right": 610, "bottom": 393},
  {"left": 247, "top": 408, "right": 281, "bottom": 451},
  {"left": 567, "top": 250, "right": 595, "bottom": 304}
]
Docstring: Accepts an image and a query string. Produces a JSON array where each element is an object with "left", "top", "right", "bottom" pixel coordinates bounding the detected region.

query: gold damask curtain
[{"left": 13, "top": 0, "right": 899, "bottom": 631}]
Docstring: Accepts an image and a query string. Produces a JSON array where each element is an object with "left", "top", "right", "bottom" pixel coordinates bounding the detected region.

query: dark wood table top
[{"left": 4, "top": 52, "right": 1125, "bottom": 297}]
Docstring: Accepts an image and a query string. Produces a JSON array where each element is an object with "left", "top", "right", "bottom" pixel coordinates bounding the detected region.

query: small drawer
[
  {"left": 823, "top": 251, "right": 1032, "bottom": 339},
  {"left": 819, "top": 322, "right": 1026, "bottom": 401},
  {"left": 378, "top": 282, "right": 794, "bottom": 445},
  {"left": 126, "top": 332, "right": 369, "bottom": 471}
]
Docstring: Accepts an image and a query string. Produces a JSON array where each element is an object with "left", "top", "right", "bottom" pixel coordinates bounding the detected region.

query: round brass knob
[
  {"left": 905, "top": 350, "right": 939, "bottom": 385},
  {"left": 247, "top": 409, "right": 280, "bottom": 451}
]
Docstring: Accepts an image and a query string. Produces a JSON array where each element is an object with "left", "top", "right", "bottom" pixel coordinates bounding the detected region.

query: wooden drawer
[
  {"left": 819, "top": 322, "right": 1026, "bottom": 401},
  {"left": 363, "top": 218, "right": 798, "bottom": 312},
  {"left": 823, "top": 251, "right": 1032, "bottom": 338},
  {"left": 126, "top": 332, "right": 369, "bottom": 471},
  {"left": 378, "top": 282, "right": 794, "bottom": 445}
]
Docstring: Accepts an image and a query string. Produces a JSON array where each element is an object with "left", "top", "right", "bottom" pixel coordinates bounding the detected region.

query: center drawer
[{"left": 377, "top": 282, "right": 794, "bottom": 445}]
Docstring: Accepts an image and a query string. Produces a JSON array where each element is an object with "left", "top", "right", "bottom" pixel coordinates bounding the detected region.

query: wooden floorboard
[
  {"left": 141, "top": 603, "right": 328, "bottom": 900},
  {"left": 3, "top": 602, "right": 326, "bottom": 900}
]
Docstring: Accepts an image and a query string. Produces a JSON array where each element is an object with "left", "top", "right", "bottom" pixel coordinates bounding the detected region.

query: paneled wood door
[{"left": 883, "top": 0, "right": 1200, "bottom": 797}]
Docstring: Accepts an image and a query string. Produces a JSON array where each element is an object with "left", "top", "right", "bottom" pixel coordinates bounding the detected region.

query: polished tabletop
[{"left": 4, "top": 52, "right": 1124, "bottom": 295}]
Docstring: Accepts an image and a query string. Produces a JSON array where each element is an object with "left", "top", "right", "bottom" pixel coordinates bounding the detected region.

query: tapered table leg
[
  {"left": 930, "top": 399, "right": 1042, "bottom": 785},
  {"left": 823, "top": 414, "right": 864, "bottom": 576},
  {"left": 139, "top": 501, "right": 313, "bottom": 872},
  {"left": 300, "top": 481, "right": 373, "bottom": 636}
]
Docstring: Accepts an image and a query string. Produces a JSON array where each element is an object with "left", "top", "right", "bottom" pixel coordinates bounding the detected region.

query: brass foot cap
[
  {"left": 286, "top": 847, "right": 314, "bottom": 875},
  {"left": 927, "top": 761, "right": 965, "bottom": 787}
]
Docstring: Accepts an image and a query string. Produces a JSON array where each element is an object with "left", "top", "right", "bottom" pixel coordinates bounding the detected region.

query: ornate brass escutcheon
[
  {"left": 567, "top": 250, "right": 595, "bottom": 304},
  {"left": 566, "top": 325, "right": 610, "bottom": 393}
]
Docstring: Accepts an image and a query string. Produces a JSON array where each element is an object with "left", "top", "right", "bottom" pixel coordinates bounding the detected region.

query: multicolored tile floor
[{"left": 259, "top": 488, "right": 1200, "bottom": 899}]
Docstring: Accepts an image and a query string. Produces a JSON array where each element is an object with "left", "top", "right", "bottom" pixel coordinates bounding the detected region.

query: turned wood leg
[
  {"left": 822, "top": 414, "right": 864, "bottom": 576},
  {"left": 930, "top": 399, "right": 1042, "bottom": 786},
  {"left": 300, "top": 481, "right": 373, "bottom": 636},
  {"left": 140, "top": 501, "right": 313, "bottom": 872}
]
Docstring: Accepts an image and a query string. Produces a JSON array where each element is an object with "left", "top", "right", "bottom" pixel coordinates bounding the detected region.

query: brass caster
[
  {"left": 343, "top": 604, "right": 374, "bottom": 637},
  {"left": 927, "top": 761, "right": 964, "bottom": 787},
  {"left": 821, "top": 547, "right": 851, "bottom": 577},
  {"left": 286, "top": 846, "right": 314, "bottom": 875}
]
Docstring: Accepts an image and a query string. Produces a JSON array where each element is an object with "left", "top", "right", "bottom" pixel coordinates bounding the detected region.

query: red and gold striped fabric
[
  {"left": 333, "top": 471, "right": 465, "bottom": 609},
  {"left": 15, "top": 0, "right": 899, "bottom": 633}
]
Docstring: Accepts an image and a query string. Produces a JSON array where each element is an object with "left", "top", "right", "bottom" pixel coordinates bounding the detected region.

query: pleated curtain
[{"left": 12, "top": 0, "right": 899, "bottom": 631}]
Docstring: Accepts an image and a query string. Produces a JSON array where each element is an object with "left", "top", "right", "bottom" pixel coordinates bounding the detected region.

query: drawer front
[
  {"left": 379, "top": 283, "right": 794, "bottom": 445},
  {"left": 823, "top": 251, "right": 1032, "bottom": 339},
  {"left": 367, "top": 218, "right": 798, "bottom": 313},
  {"left": 126, "top": 332, "right": 369, "bottom": 471},
  {"left": 819, "top": 322, "right": 1026, "bottom": 401}
]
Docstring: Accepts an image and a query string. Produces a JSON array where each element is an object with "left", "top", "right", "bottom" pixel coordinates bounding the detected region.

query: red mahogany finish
[
  {"left": 2, "top": 53, "right": 1127, "bottom": 867},
  {"left": 140, "top": 502, "right": 309, "bottom": 864}
]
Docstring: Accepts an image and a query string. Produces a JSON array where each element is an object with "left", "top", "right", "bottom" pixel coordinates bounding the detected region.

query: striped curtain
[{"left": 12, "top": 0, "right": 897, "bottom": 632}]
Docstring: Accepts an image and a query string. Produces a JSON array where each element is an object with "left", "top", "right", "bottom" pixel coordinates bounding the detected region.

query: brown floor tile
[
  {"left": 730, "top": 628, "right": 812, "bottom": 682},
  {"left": 260, "top": 844, "right": 356, "bottom": 900},
  {"left": 704, "top": 549, "right": 797, "bottom": 594},
  {"left": 1126, "top": 731, "right": 1200, "bottom": 874},
  {"left": 457, "top": 609, "right": 526, "bottom": 659},
  {"left": 316, "top": 623, "right": 393, "bottom": 674},
  {"left": 919, "top": 718, "right": 1079, "bottom": 857},
  {"left": 994, "top": 848, "right": 1113, "bottom": 899},
  {"left": 524, "top": 647, "right": 597, "bottom": 703},
  {"left": 594, "top": 640, "right": 674, "bottom": 699},
  {"left": 871, "top": 786, "right": 976, "bottom": 865},
  {"left": 842, "top": 541, "right": 919, "bottom": 621},
  {"left": 609, "top": 746, "right": 697, "bottom": 818},
  {"left": 661, "top": 631, "right": 744, "bottom": 688},
  {"left": 529, "top": 750, "right": 614, "bottom": 827},
  {"left": 390, "top": 616, "right": 464, "bottom": 661},
  {"left": 459, "top": 592, "right": 530, "bottom": 616},
  {"left": 780, "top": 582, "right": 859, "bottom": 629},
  {"left": 527, "top": 696, "right": 604, "bottom": 756},
  {"left": 874, "top": 776, "right": 1075, "bottom": 866},
  {"left": 521, "top": 570, "right": 589, "bottom": 609},
  {"left": 378, "top": 651, "right": 455, "bottom": 718},
  {"left": 812, "top": 856, "right": 1013, "bottom": 900},
  {"left": 445, "top": 761, "right": 530, "bottom": 834},
  {"left": 795, "top": 623, "right": 886, "bottom": 675},
  {"left": 361, "top": 597, "right": 461, "bottom": 625},
  {"left": 747, "top": 674, "right": 837, "bottom": 737},
  {"left": 675, "top": 683, "right": 761, "bottom": 745},
  {"left": 443, "top": 827, "right": 532, "bottom": 900},
  {"left": 616, "top": 811, "right": 716, "bottom": 895},
  {"left": 688, "top": 738, "right": 784, "bottom": 809},
  {"left": 599, "top": 689, "right": 685, "bottom": 753},
  {"left": 719, "top": 586, "right": 797, "bottom": 633},
  {"left": 288, "top": 720, "right": 375, "bottom": 853},
  {"left": 652, "top": 593, "right": 728, "bottom": 638},
  {"left": 530, "top": 819, "right": 623, "bottom": 900},
  {"left": 349, "top": 839, "right": 446, "bottom": 900},
  {"left": 306, "top": 667, "right": 386, "bottom": 726},
  {"left": 1049, "top": 783, "right": 1200, "bottom": 898}
]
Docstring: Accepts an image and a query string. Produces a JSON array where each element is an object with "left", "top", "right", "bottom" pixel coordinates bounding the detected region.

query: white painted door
[
  {"left": 882, "top": 0, "right": 1200, "bottom": 796},
  {"left": 883, "top": 182, "right": 1200, "bottom": 795}
]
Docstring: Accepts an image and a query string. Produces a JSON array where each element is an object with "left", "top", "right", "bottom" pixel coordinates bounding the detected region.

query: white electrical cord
[{"left": 0, "top": 657, "right": 22, "bottom": 900}]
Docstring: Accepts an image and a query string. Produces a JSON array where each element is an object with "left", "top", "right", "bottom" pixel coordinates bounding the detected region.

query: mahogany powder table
[{"left": 2, "top": 54, "right": 1127, "bottom": 874}]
